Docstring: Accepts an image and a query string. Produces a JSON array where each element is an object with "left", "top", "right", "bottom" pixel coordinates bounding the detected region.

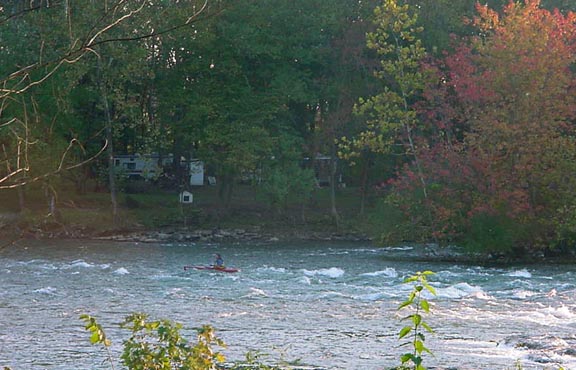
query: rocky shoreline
[
  {"left": 89, "top": 226, "right": 372, "bottom": 244},
  {"left": 92, "top": 228, "right": 371, "bottom": 243},
  {"left": 0, "top": 216, "right": 372, "bottom": 245},
  {"left": 3, "top": 215, "right": 575, "bottom": 265}
]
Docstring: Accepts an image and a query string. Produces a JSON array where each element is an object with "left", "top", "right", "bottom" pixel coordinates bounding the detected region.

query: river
[{"left": 0, "top": 239, "right": 575, "bottom": 369}]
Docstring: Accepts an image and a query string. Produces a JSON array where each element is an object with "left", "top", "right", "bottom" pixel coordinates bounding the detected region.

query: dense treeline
[{"left": 1, "top": 0, "right": 575, "bottom": 256}]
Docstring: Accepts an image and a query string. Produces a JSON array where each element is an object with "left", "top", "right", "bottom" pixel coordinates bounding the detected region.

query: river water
[{"left": 0, "top": 240, "right": 575, "bottom": 370}]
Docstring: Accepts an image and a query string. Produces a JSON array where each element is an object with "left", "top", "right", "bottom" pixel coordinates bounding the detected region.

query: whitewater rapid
[{"left": 0, "top": 240, "right": 574, "bottom": 369}]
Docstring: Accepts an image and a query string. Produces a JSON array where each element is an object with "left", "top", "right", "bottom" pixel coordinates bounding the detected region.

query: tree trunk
[
  {"left": 44, "top": 181, "right": 62, "bottom": 223},
  {"left": 17, "top": 186, "right": 26, "bottom": 213},
  {"left": 98, "top": 57, "right": 118, "bottom": 225},
  {"left": 329, "top": 146, "right": 340, "bottom": 228},
  {"left": 359, "top": 152, "right": 370, "bottom": 216},
  {"left": 218, "top": 172, "right": 234, "bottom": 210}
]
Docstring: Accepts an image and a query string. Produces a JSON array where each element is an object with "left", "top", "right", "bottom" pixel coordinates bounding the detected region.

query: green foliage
[
  {"left": 372, "top": 0, "right": 576, "bottom": 255},
  {"left": 80, "top": 314, "right": 115, "bottom": 369},
  {"left": 461, "top": 213, "right": 520, "bottom": 255},
  {"left": 397, "top": 271, "right": 436, "bottom": 370},
  {"left": 6, "top": 0, "right": 576, "bottom": 260},
  {"left": 408, "top": 0, "right": 478, "bottom": 54},
  {"left": 262, "top": 165, "right": 316, "bottom": 215},
  {"left": 551, "top": 204, "right": 576, "bottom": 253},
  {"left": 340, "top": 0, "right": 440, "bottom": 242},
  {"left": 258, "top": 133, "right": 316, "bottom": 215},
  {"left": 80, "top": 312, "right": 310, "bottom": 370},
  {"left": 81, "top": 313, "right": 226, "bottom": 370},
  {"left": 362, "top": 196, "right": 414, "bottom": 245},
  {"left": 343, "top": 0, "right": 427, "bottom": 159},
  {"left": 81, "top": 314, "right": 112, "bottom": 347}
]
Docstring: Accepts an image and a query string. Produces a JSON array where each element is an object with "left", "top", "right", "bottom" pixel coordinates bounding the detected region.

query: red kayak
[{"left": 184, "top": 265, "right": 239, "bottom": 273}]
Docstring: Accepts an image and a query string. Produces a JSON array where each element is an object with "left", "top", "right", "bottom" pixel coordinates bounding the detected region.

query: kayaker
[{"left": 214, "top": 253, "right": 224, "bottom": 267}]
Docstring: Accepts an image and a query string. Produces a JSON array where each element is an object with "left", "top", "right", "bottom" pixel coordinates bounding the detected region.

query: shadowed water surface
[{"left": 0, "top": 240, "right": 575, "bottom": 369}]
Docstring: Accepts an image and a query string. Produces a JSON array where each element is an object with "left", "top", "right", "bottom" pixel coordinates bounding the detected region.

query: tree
[
  {"left": 310, "top": 0, "right": 379, "bottom": 224},
  {"left": 154, "top": 0, "right": 374, "bottom": 215},
  {"left": 395, "top": 0, "right": 576, "bottom": 253},
  {"left": 340, "top": 0, "right": 435, "bottom": 237},
  {"left": 0, "top": 1, "right": 220, "bottom": 223}
]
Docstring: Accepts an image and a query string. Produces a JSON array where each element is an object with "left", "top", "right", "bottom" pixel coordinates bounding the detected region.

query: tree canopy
[
  {"left": 385, "top": 0, "right": 576, "bottom": 253},
  {"left": 2, "top": 0, "right": 576, "bottom": 256}
]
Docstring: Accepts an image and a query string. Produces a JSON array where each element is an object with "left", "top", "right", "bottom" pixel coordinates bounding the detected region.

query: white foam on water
[
  {"left": 302, "top": 267, "right": 345, "bottom": 278},
  {"left": 382, "top": 246, "right": 414, "bottom": 251},
  {"left": 218, "top": 311, "right": 250, "bottom": 318},
  {"left": 496, "top": 304, "right": 576, "bottom": 329},
  {"left": 468, "top": 290, "right": 494, "bottom": 300},
  {"left": 150, "top": 273, "right": 176, "bottom": 280},
  {"left": 298, "top": 276, "right": 311, "bottom": 285},
  {"left": 34, "top": 287, "right": 57, "bottom": 295},
  {"left": 257, "top": 266, "right": 286, "bottom": 273},
  {"left": 512, "top": 289, "right": 537, "bottom": 299},
  {"left": 443, "top": 338, "right": 527, "bottom": 364},
  {"left": 498, "top": 335, "right": 575, "bottom": 369},
  {"left": 60, "top": 260, "right": 94, "bottom": 269},
  {"left": 242, "top": 287, "right": 269, "bottom": 298},
  {"left": 540, "top": 305, "right": 575, "bottom": 320},
  {"left": 436, "top": 282, "right": 485, "bottom": 299},
  {"left": 360, "top": 267, "right": 398, "bottom": 278},
  {"left": 353, "top": 291, "right": 392, "bottom": 301},
  {"left": 165, "top": 288, "right": 186, "bottom": 299},
  {"left": 113, "top": 267, "right": 129, "bottom": 275},
  {"left": 318, "top": 291, "right": 347, "bottom": 299},
  {"left": 72, "top": 259, "right": 93, "bottom": 267},
  {"left": 26, "top": 261, "right": 58, "bottom": 270},
  {"left": 507, "top": 268, "right": 532, "bottom": 278}
]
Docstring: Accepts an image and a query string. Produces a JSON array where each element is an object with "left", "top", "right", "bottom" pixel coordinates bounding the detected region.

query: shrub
[{"left": 81, "top": 313, "right": 225, "bottom": 370}]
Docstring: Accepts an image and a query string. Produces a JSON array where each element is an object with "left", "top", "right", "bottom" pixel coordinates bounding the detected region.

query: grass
[{"left": 0, "top": 180, "right": 371, "bottom": 236}]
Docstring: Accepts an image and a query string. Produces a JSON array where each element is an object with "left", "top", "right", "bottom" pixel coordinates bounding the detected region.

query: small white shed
[{"left": 179, "top": 191, "right": 193, "bottom": 204}]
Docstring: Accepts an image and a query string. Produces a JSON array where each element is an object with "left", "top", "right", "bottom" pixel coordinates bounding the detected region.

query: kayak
[{"left": 183, "top": 265, "right": 239, "bottom": 273}]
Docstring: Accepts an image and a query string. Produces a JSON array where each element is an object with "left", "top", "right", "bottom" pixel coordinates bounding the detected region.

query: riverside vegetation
[
  {"left": 2, "top": 0, "right": 576, "bottom": 262},
  {"left": 0, "top": 183, "right": 373, "bottom": 243}
]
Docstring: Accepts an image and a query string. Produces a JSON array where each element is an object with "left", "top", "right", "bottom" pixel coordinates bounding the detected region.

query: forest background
[{"left": 1, "top": 0, "right": 576, "bottom": 260}]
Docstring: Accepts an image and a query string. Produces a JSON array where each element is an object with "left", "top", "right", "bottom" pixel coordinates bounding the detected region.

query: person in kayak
[{"left": 214, "top": 253, "right": 224, "bottom": 268}]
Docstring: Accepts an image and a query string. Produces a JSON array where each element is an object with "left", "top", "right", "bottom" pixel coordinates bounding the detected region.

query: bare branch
[
  {"left": 0, "top": 0, "right": 64, "bottom": 25},
  {"left": 0, "top": 0, "right": 219, "bottom": 189},
  {"left": 0, "top": 140, "right": 108, "bottom": 189},
  {"left": 1, "top": 0, "right": 218, "bottom": 91}
]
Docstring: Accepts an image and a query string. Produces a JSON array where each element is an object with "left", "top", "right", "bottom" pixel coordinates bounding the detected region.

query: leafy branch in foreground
[
  {"left": 81, "top": 312, "right": 319, "bottom": 370},
  {"left": 80, "top": 314, "right": 115, "bottom": 369},
  {"left": 81, "top": 313, "right": 226, "bottom": 370},
  {"left": 397, "top": 271, "right": 436, "bottom": 370}
]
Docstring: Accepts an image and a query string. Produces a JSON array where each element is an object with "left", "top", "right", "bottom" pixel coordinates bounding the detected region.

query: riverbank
[
  {"left": 3, "top": 219, "right": 576, "bottom": 266},
  {"left": 0, "top": 211, "right": 372, "bottom": 246},
  {"left": 0, "top": 184, "right": 376, "bottom": 245},
  {"left": 0, "top": 202, "right": 576, "bottom": 266},
  {"left": 92, "top": 227, "right": 373, "bottom": 244}
]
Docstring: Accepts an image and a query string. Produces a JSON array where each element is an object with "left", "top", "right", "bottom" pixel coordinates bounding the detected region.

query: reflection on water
[{"left": 0, "top": 240, "right": 575, "bottom": 370}]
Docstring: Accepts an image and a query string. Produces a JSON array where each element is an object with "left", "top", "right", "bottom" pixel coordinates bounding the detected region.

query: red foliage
[{"left": 394, "top": 0, "right": 576, "bottom": 247}]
